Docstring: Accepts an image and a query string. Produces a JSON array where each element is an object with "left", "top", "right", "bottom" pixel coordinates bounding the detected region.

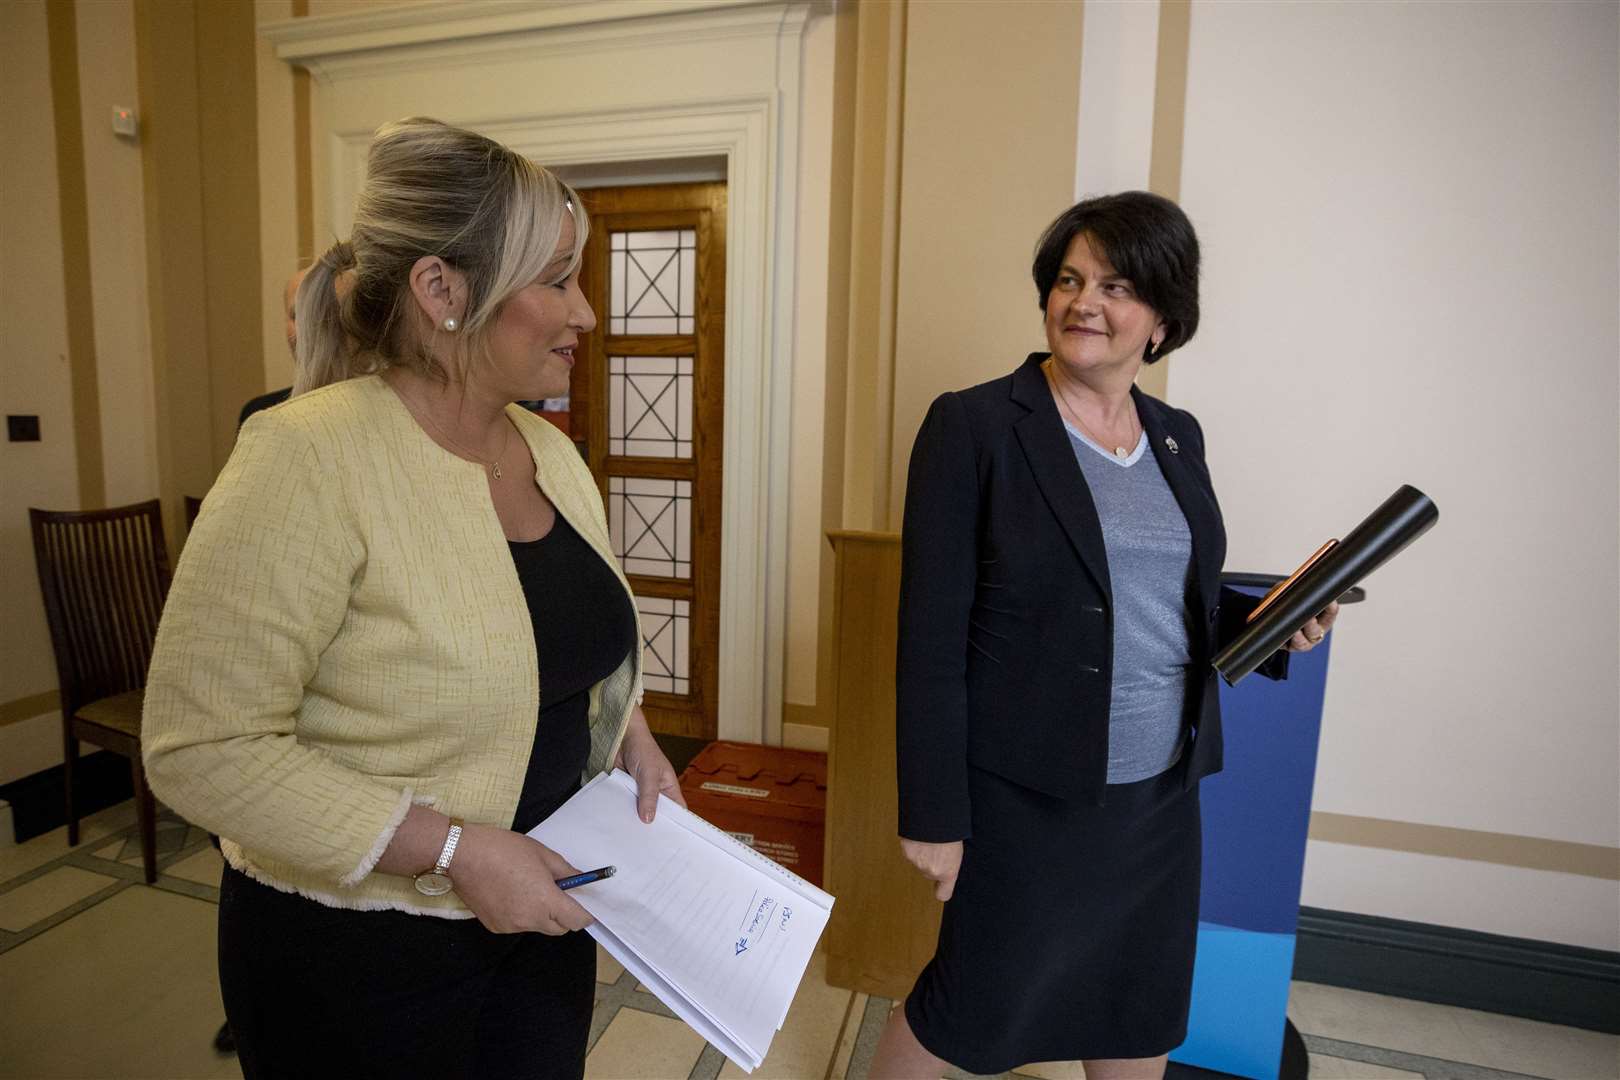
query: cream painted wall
[
  {"left": 886, "top": 0, "right": 1085, "bottom": 529},
  {"left": 0, "top": 0, "right": 80, "bottom": 784},
  {"left": 3, "top": 0, "right": 269, "bottom": 792},
  {"left": 1164, "top": 0, "right": 1619, "bottom": 949},
  {"left": 76, "top": 0, "right": 158, "bottom": 509}
]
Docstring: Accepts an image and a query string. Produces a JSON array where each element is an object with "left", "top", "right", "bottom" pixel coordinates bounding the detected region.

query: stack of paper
[{"left": 529, "top": 769, "right": 835, "bottom": 1072}]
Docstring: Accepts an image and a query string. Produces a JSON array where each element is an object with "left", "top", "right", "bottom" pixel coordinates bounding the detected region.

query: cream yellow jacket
[{"left": 143, "top": 375, "right": 642, "bottom": 917}]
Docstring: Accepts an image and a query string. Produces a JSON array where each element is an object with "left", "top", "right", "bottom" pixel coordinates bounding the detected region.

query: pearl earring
[{"left": 442, "top": 317, "right": 459, "bottom": 332}]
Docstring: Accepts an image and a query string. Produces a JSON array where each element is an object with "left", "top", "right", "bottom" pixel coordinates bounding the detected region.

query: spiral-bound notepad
[{"left": 528, "top": 769, "right": 835, "bottom": 1072}]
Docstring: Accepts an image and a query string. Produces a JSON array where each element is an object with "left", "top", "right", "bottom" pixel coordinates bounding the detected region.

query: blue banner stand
[{"left": 1169, "top": 585, "right": 1336, "bottom": 1080}]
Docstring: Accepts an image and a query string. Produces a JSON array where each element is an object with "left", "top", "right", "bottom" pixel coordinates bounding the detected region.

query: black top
[
  {"left": 895, "top": 353, "right": 1287, "bottom": 841},
  {"left": 507, "top": 513, "right": 637, "bottom": 833},
  {"left": 238, "top": 387, "right": 292, "bottom": 430}
]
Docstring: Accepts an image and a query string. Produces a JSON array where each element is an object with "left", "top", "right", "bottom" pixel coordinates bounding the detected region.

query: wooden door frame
[{"left": 577, "top": 182, "right": 726, "bottom": 739}]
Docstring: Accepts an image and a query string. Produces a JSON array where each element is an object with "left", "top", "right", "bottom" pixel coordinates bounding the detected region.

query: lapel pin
[{"left": 1165, "top": 436, "right": 1180, "bottom": 455}]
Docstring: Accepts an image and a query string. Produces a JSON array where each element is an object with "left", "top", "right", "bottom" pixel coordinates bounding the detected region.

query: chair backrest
[
  {"left": 183, "top": 494, "right": 204, "bottom": 532},
  {"left": 29, "top": 499, "right": 173, "bottom": 718}
]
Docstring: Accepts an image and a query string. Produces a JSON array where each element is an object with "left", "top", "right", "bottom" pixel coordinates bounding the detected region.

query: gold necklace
[
  {"left": 1043, "top": 362, "right": 1139, "bottom": 461},
  {"left": 413, "top": 399, "right": 513, "bottom": 481}
]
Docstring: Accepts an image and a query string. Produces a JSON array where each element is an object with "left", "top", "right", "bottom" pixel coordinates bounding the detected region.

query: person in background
[
  {"left": 145, "top": 117, "right": 683, "bottom": 1079},
  {"left": 873, "top": 192, "right": 1337, "bottom": 1079},
  {"left": 235, "top": 264, "right": 307, "bottom": 428}
]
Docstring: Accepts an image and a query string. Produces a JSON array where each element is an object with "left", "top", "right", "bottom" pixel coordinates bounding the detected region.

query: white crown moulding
[{"left": 261, "top": 0, "right": 804, "bottom": 80}]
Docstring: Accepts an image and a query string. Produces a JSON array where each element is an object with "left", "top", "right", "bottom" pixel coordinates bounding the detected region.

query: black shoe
[{"left": 213, "top": 1021, "right": 235, "bottom": 1054}]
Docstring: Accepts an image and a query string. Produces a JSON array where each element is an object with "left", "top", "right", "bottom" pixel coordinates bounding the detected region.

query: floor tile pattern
[{"left": 1, "top": 803, "right": 1613, "bottom": 1080}]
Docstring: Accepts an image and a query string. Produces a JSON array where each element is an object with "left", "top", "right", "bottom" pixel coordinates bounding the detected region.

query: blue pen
[{"left": 556, "top": 865, "right": 616, "bottom": 891}]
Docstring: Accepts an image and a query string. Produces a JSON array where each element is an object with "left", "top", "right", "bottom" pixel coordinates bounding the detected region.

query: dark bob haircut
[{"left": 1031, "top": 191, "right": 1200, "bottom": 364}]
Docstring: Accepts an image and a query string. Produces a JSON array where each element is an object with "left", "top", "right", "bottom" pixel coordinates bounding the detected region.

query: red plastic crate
[{"left": 678, "top": 741, "right": 827, "bottom": 887}]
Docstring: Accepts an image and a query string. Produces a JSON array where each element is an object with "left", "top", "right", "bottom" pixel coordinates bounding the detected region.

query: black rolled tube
[{"left": 1213, "top": 484, "right": 1439, "bottom": 686}]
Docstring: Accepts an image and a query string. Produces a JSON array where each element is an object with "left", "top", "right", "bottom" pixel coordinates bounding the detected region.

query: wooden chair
[
  {"left": 183, "top": 494, "right": 204, "bottom": 532},
  {"left": 29, "top": 499, "right": 172, "bottom": 883}
]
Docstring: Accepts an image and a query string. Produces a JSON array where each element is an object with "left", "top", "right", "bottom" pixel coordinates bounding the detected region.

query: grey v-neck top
[{"left": 1064, "top": 422, "right": 1196, "bottom": 784}]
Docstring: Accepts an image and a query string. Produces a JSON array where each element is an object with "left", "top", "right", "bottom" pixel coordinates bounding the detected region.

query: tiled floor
[{"left": 0, "top": 803, "right": 1613, "bottom": 1080}]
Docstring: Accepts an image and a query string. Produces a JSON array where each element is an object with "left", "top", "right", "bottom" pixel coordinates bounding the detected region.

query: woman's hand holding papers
[
  {"left": 451, "top": 708, "right": 684, "bottom": 935},
  {"left": 1283, "top": 600, "right": 1341, "bottom": 653},
  {"left": 900, "top": 838, "right": 964, "bottom": 901},
  {"left": 453, "top": 825, "right": 595, "bottom": 935},
  {"left": 615, "top": 706, "right": 687, "bottom": 823}
]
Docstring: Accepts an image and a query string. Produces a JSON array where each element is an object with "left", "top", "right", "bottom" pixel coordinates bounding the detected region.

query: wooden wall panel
[{"left": 822, "top": 531, "right": 941, "bottom": 999}]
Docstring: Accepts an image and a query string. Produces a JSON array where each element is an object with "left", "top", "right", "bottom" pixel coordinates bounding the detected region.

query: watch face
[{"left": 414, "top": 871, "right": 453, "bottom": 897}]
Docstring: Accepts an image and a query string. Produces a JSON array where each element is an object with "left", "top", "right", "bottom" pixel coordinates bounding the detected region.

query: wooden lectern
[{"left": 821, "top": 531, "right": 942, "bottom": 1000}]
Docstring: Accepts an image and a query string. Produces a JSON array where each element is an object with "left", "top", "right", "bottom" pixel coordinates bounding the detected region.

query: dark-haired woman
[{"left": 870, "top": 192, "right": 1337, "bottom": 1079}]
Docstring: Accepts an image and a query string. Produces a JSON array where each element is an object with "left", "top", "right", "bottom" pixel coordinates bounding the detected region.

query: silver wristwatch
[{"left": 413, "top": 818, "right": 464, "bottom": 897}]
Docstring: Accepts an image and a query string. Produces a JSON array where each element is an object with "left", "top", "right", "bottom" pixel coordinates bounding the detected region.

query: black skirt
[
  {"left": 905, "top": 762, "right": 1201, "bottom": 1073},
  {"left": 219, "top": 864, "right": 595, "bottom": 1080}
]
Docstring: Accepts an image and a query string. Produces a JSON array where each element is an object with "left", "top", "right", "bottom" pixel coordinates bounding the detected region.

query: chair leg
[
  {"left": 131, "top": 756, "right": 158, "bottom": 884},
  {"left": 63, "top": 725, "right": 80, "bottom": 847}
]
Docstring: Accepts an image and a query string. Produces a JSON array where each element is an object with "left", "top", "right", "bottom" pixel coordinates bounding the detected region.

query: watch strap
[
  {"left": 433, "top": 818, "right": 465, "bottom": 875},
  {"left": 412, "top": 818, "right": 465, "bottom": 895}
]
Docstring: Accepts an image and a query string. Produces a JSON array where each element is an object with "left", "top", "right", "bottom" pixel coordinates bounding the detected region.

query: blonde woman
[{"left": 144, "top": 118, "right": 683, "bottom": 1078}]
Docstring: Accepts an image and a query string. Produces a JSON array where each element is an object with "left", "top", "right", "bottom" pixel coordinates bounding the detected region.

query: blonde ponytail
[{"left": 292, "top": 240, "right": 365, "bottom": 396}]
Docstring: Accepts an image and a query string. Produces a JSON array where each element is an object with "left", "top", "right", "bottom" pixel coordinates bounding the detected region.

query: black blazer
[{"left": 896, "top": 353, "right": 1285, "bottom": 842}]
